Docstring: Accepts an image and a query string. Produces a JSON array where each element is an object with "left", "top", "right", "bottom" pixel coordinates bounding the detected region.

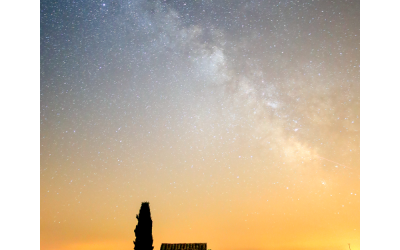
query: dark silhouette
[
  {"left": 134, "top": 202, "right": 154, "bottom": 250},
  {"left": 160, "top": 243, "right": 207, "bottom": 250}
]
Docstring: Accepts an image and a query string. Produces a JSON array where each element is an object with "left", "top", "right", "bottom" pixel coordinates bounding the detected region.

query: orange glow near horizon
[{"left": 41, "top": 151, "right": 359, "bottom": 250}]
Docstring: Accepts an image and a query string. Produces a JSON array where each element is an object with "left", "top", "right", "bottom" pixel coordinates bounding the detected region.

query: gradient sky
[{"left": 40, "top": 1, "right": 359, "bottom": 250}]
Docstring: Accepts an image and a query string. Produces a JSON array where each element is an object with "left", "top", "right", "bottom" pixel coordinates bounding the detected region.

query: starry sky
[{"left": 40, "top": 1, "right": 359, "bottom": 250}]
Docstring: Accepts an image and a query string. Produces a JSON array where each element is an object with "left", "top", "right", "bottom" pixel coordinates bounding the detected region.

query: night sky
[{"left": 40, "top": 1, "right": 360, "bottom": 250}]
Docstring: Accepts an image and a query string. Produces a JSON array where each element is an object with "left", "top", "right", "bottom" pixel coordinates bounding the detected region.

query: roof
[{"left": 160, "top": 243, "right": 207, "bottom": 250}]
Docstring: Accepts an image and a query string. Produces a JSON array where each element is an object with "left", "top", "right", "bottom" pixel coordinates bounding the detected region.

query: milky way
[{"left": 41, "top": 1, "right": 359, "bottom": 250}]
